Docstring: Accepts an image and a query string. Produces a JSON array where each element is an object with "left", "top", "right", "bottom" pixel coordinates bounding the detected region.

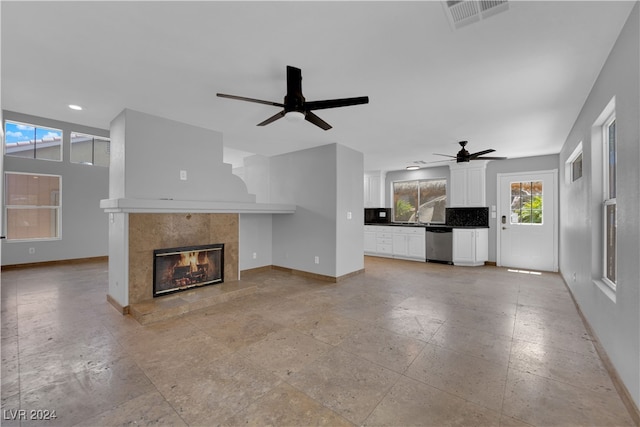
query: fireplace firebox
[{"left": 153, "top": 243, "right": 224, "bottom": 297}]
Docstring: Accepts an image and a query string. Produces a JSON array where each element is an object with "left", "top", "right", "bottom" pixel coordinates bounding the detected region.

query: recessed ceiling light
[
  {"left": 406, "top": 165, "right": 420, "bottom": 170},
  {"left": 68, "top": 104, "right": 83, "bottom": 111}
]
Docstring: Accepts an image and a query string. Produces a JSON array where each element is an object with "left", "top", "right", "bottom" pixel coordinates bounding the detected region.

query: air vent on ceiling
[{"left": 444, "top": 0, "right": 509, "bottom": 30}]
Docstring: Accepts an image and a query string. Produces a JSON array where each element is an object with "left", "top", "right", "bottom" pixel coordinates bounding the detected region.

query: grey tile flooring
[{"left": 0, "top": 257, "right": 635, "bottom": 426}]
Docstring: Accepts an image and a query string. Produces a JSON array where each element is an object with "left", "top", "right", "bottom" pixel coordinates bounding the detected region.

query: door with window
[{"left": 498, "top": 170, "right": 557, "bottom": 272}]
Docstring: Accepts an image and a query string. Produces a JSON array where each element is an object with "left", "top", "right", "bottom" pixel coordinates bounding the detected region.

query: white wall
[
  {"left": 559, "top": 3, "right": 639, "bottom": 407},
  {"left": 238, "top": 213, "right": 272, "bottom": 271},
  {"left": 240, "top": 154, "right": 271, "bottom": 204},
  {"left": 336, "top": 144, "right": 364, "bottom": 277},
  {"left": 2, "top": 111, "right": 109, "bottom": 266},
  {"left": 268, "top": 143, "right": 364, "bottom": 278},
  {"left": 109, "top": 109, "right": 254, "bottom": 203},
  {"left": 235, "top": 154, "right": 273, "bottom": 272},
  {"left": 270, "top": 144, "right": 338, "bottom": 276}
]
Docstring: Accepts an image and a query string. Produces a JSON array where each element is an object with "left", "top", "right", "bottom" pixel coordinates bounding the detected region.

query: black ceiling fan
[
  {"left": 217, "top": 65, "right": 369, "bottom": 131},
  {"left": 434, "top": 141, "right": 506, "bottom": 163}
]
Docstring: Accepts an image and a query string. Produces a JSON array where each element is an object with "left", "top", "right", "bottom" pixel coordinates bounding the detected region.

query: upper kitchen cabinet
[
  {"left": 364, "top": 171, "right": 386, "bottom": 207},
  {"left": 449, "top": 162, "right": 487, "bottom": 207}
]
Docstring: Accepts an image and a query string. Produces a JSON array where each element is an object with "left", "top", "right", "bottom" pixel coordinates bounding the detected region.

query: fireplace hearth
[{"left": 153, "top": 243, "right": 224, "bottom": 297}]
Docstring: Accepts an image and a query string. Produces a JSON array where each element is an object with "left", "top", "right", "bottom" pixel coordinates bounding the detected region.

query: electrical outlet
[
  {"left": 347, "top": 211, "right": 352, "bottom": 220},
  {"left": 180, "top": 170, "right": 187, "bottom": 181},
  {"left": 28, "top": 247, "right": 35, "bottom": 255},
  {"left": 314, "top": 256, "right": 319, "bottom": 264},
  {"left": 252, "top": 252, "right": 257, "bottom": 259}
]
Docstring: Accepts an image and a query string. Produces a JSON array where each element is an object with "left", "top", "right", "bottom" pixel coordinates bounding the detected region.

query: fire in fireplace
[{"left": 153, "top": 243, "right": 224, "bottom": 297}]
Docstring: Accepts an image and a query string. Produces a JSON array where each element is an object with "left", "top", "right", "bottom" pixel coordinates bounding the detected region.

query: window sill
[
  {"left": 4, "top": 238, "right": 61, "bottom": 243},
  {"left": 593, "top": 279, "right": 616, "bottom": 303}
]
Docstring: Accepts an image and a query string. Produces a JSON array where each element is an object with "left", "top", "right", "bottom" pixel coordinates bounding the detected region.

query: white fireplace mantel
[{"left": 100, "top": 198, "right": 296, "bottom": 214}]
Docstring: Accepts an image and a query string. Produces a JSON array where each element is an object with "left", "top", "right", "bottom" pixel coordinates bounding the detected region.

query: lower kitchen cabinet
[
  {"left": 364, "top": 225, "right": 425, "bottom": 261},
  {"left": 392, "top": 233, "right": 409, "bottom": 257},
  {"left": 364, "top": 228, "right": 377, "bottom": 253},
  {"left": 452, "top": 228, "right": 488, "bottom": 266},
  {"left": 407, "top": 233, "right": 426, "bottom": 259}
]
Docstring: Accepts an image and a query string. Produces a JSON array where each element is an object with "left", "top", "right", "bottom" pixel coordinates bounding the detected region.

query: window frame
[
  {"left": 4, "top": 171, "right": 62, "bottom": 242},
  {"left": 602, "top": 112, "right": 616, "bottom": 290},
  {"left": 70, "top": 131, "right": 111, "bottom": 167},
  {"left": 392, "top": 178, "right": 447, "bottom": 224},
  {"left": 509, "top": 180, "right": 544, "bottom": 225},
  {"left": 4, "top": 120, "right": 63, "bottom": 162},
  {"left": 571, "top": 152, "right": 583, "bottom": 182},
  {"left": 565, "top": 141, "right": 584, "bottom": 185}
]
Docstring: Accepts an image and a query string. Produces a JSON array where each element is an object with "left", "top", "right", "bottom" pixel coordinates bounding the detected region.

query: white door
[{"left": 497, "top": 170, "right": 557, "bottom": 272}]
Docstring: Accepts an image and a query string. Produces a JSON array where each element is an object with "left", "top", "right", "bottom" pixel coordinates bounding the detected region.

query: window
[
  {"left": 571, "top": 153, "right": 583, "bottom": 181},
  {"left": 70, "top": 132, "right": 110, "bottom": 166},
  {"left": 510, "top": 181, "right": 543, "bottom": 224},
  {"left": 5, "top": 172, "right": 61, "bottom": 240},
  {"left": 4, "top": 121, "right": 62, "bottom": 161},
  {"left": 603, "top": 113, "right": 616, "bottom": 288},
  {"left": 393, "top": 179, "right": 446, "bottom": 223},
  {"left": 565, "top": 142, "right": 583, "bottom": 184}
]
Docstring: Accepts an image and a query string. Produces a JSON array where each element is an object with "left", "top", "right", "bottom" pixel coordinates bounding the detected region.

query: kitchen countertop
[{"left": 365, "top": 223, "right": 489, "bottom": 229}]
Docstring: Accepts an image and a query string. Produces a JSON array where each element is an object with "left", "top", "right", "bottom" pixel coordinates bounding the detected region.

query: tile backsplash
[{"left": 445, "top": 207, "right": 489, "bottom": 227}]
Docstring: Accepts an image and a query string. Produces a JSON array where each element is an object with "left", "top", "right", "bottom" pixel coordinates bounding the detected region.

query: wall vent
[{"left": 444, "top": 0, "right": 509, "bottom": 30}]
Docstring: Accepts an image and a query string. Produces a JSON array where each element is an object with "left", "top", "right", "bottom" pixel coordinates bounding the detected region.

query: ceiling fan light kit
[
  {"left": 285, "top": 111, "right": 305, "bottom": 122},
  {"left": 217, "top": 65, "right": 369, "bottom": 131}
]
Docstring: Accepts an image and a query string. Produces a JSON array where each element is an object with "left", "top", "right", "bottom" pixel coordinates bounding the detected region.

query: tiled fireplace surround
[{"left": 124, "top": 212, "right": 247, "bottom": 323}]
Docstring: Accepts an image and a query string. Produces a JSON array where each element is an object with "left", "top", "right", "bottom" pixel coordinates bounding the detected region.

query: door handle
[{"left": 502, "top": 226, "right": 508, "bottom": 230}]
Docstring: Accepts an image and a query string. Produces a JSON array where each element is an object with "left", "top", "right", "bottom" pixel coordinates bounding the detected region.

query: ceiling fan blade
[
  {"left": 305, "top": 96, "right": 369, "bottom": 111},
  {"left": 474, "top": 156, "right": 507, "bottom": 160},
  {"left": 257, "top": 110, "right": 286, "bottom": 126},
  {"left": 468, "top": 149, "right": 495, "bottom": 159},
  {"left": 433, "top": 153, "right": 457, "bottom": 158},
  {"left": 305, "top": 111, "right": 332, "bottom": 130},
  {"left": 217, "top": 93, "right": 284, "bottom": 108}
]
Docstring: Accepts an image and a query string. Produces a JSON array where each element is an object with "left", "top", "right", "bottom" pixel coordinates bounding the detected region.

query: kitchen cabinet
[
  {"left": 392, "top": 233, "right": 409, "bottom": 257},
  {"left": 452, "top": 228, "right": 488, "bottom": 266},
  {"left": 376, "top": 230, "right": 394, "bottom": 255},
  {"left": 364, "top": 171, "right": 386, "bottom": 208},
  {"left": 364, "top": 225, "right": 425, "bottom": 261},
  {"left": 364, "top": 227, "right": 377, "bottom": 253},
  {"left": 449, "top": 162, "right": 487, "bottom": 207},
  {"left": 407, "top": 232, "right": 426, "bottom": 259}
]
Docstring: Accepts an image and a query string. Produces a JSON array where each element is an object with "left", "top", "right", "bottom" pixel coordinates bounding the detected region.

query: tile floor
[{"left": 0, "top": 257, "right": 635, "bottom": 426}]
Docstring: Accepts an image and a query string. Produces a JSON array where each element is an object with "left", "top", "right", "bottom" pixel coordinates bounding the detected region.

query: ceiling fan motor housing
[
  {"left": 457, "top": 148, "right": 470, "bottom": 162},
  {"left": 284, "top": 94, "right": 305, "bottom": 114}
]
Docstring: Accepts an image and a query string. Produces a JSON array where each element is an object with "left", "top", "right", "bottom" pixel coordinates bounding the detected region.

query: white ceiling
[{"left": 1, "top": 1, "right": 635, "bottom": 171}]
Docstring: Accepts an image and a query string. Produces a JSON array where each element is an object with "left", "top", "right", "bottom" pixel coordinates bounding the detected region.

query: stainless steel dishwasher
[{"left": 425, "top": 226, "right": 453, "bottom": 264}]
